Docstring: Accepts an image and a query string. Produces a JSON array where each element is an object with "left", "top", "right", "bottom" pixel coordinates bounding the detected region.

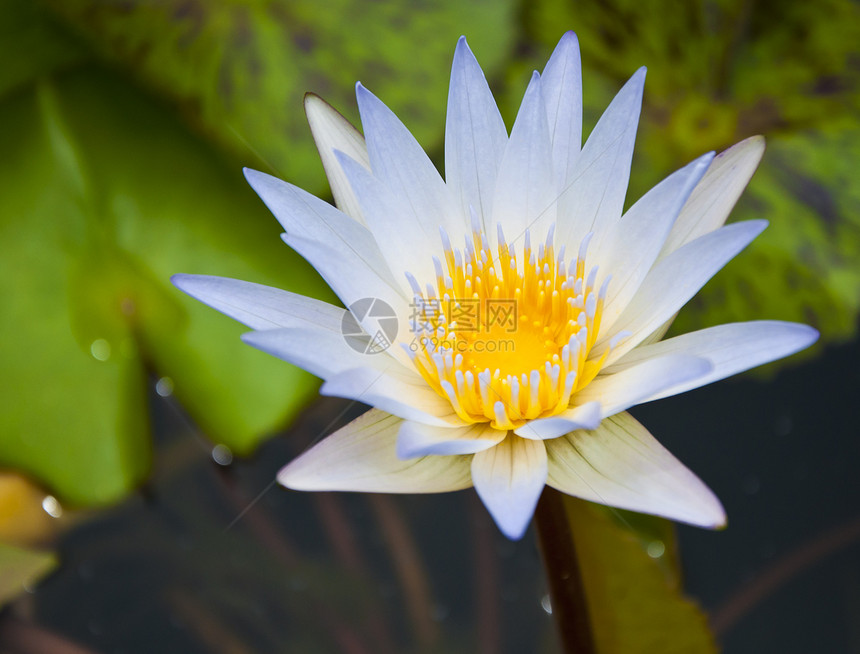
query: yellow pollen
[{"left": 409, "top": 225, "right": 609, "bottom": 430}]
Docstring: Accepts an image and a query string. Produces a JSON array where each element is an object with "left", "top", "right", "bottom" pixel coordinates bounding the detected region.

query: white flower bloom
[{"left": 173, "top": 33, "right": 818, "bottom": 540}]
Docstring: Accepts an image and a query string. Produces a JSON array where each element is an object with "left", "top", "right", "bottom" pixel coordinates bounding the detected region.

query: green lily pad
[
  {"left": 0, "top": 66, "right": 328, "bottom": 505},
  {"left": 565, "top": 498, "right": 718, "bottom": 653}
]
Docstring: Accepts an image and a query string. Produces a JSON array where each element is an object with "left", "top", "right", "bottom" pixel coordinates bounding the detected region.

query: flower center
[{"left": 405, "top": 222, "right": 610, "bottom": 430}]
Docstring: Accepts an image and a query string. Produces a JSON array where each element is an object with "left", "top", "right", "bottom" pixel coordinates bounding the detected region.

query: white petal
[
  {"left": 599, "top": 220, "right": 768, "bottom": 364},
  {"left": 578, "top": 354, "right": 713, "bottom": 417},
  {"left": 244, "top": 168, "right": 398, "bottom": 291},
  {"left": 171, "top": 274, "right": 345, "bottom": 331},
  {"left": 605, "top": 321, "right": 819, "bottom": 400},
  {"left": 356, "top": 83, "right": 467, "bottom": 248},
  {"left": 661, "top": 136, "right": 765, "bottom": 256},
  {"left": 514, "top": 401, "right": 601, "bottom": 440},
  {"left": 492, "top": 72, "right": 556, "bottom": 242},
  {"left": 556, "top": 68, "right": 645, "bottom": 252},
  {"left": 540, "top": 31, "right": 583, "bottom": 190},
  {"left": 336, "top": 151, "right": 435, "bottom": 291},
  {"left": 279, "top": 410, "right": 472, "bottom": 493},
  {"left": 546, "top": 412, "right": 725, "bottom": 528},
  {"left": 397, "top": 420, "right": 505, "bottom": 458},
  {"left": 593, "top": 152, "right": 714, "bottom": 331},
  {"left": 471, "top": 435, "right": 548, "bottom": 540},
  {"left": 320, "top": 366, "right": 464, "bottom": 428},
  {"left": 445, "top": 36, "right": 508, "bottom": 234},
  {"left": 241, "top": 326, "right": 410, "bottom": 381},
  {"left": 281, "top": 232, "right": 409, "bottom": 335},
  {"left": 304, "top": 93, "right": 371, "bottom": 225}
]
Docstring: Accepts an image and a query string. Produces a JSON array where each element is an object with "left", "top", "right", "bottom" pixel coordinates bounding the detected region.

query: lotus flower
[{"left": 173, "top": 32, "right": 817, "bottom": 539}]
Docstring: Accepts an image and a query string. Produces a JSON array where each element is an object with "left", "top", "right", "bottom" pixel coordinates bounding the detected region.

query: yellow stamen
[{"left": 409, "top": 226, "right": 611, "bottom": 430}]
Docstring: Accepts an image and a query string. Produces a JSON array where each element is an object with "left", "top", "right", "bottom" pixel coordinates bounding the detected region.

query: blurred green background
[{"left": 0, "top": 0, "right": 858, "bottom": 652}]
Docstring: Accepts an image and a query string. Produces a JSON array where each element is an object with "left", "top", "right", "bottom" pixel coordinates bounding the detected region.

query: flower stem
[{"left": 535, "top": 488, "right": 596, "bottom": 654}]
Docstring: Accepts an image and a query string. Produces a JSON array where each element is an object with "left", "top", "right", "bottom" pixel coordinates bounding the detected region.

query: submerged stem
[{"left": 535, "top": 487, "right": 595, "bottom": 654}]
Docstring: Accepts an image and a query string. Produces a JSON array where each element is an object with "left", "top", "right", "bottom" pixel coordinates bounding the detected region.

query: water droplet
[
  {"left": 212, "top": 444, "right": 233, "bottom": 466},
  {"left": 155, "top": 377, "right": 174, "bottom": 397},
  {"left": 90, "top": 339, "right": 111, "bottom": 361},
  {"left": 646, "top": 540, "right": 666, "bottom": 559},
  {"left": 540, "top": 593, "right": 553, "bottom": 614},
  {"left": 42, "top": 495, "right": 62, "bottom": 518}
]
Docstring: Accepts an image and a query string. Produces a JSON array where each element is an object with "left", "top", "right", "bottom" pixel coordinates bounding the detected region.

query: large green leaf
[
  {"left": 0, "top": 0, "right": 518, "bottom": 507},
  {"left": 524, "top": 0, "right": 860, "bottom": 346},
  {"left": 42, "top": 0, "right": 518, "bottom": 194},
  {"left": 565, "top": 499, "right": 718, "bottom": 653},
  {"left": 0, "top": 66, "right": 327, "bottom": 505}
]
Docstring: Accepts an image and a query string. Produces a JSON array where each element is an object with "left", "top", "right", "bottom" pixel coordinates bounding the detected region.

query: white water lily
[{"left": 173, "top": 32, "right": 817, "bottom": 540}]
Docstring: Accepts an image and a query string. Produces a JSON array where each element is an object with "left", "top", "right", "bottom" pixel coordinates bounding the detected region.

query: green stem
[{"left": 535, "top": 488, "right": 596, "bottom": 654}]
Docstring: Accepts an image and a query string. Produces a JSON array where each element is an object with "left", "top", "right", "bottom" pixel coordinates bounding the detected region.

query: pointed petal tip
[
  {"left": 242, "top": 166, "right": 266, "bottom": 187},
  {"left": 804, "top": 324, "right": 820, "bottom": 345},
  {"left": 498, "top": 517, "right": 531, "bottom": 541},
  {"left": 170, "top": 272, "right": 190, "bottom": 290},
  {"left": 560, "top": 30, "right": 579, "bottom": 45},
  {"left": 276, "top": 462, "right": 301, "bottom": 490},
  {"left": 749, "top": 218, "right": 769, "bottom": 234},
  {"left": 303, "top": 92, "right": 327, "bottom": 114},
  {"left": 169, "top": 272, "right": 217, "bottom": 298},
  {"left": 614, "top": 66, "right": 646, "bottom": 100},
  {"left": 277, "top": 460, "right": 324, "bottom": 492},
  {"left": 452, "top": 35, "right": 478, "bottom": 68},
  {"left": 472, "top": 438, "right": 547, "bottom": 541},
  {"left": 716, "top": 135, "right": 766, "bottom": 166},
  {"left": 476, "top": 487, "right": 534, "bottom": 540},
  {"left": 682, "top": 508, "right": 727, "bottom": 530},
  {"left": 697, "top": 501, "right": 727, "bottom": 530},
  {"left": 677, "top": 480, "right": 727, "bottom": 529},
  {"left": 783, "top": 322, "right": 820, "bottom": 351},
  {"left": 354, "top": 82, "right": 384, "bottom": 114}
]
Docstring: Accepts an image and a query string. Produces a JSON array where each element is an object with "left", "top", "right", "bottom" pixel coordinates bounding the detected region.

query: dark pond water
[{"left": 12, "top": 328, "right": 860, "bottom": 653}]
